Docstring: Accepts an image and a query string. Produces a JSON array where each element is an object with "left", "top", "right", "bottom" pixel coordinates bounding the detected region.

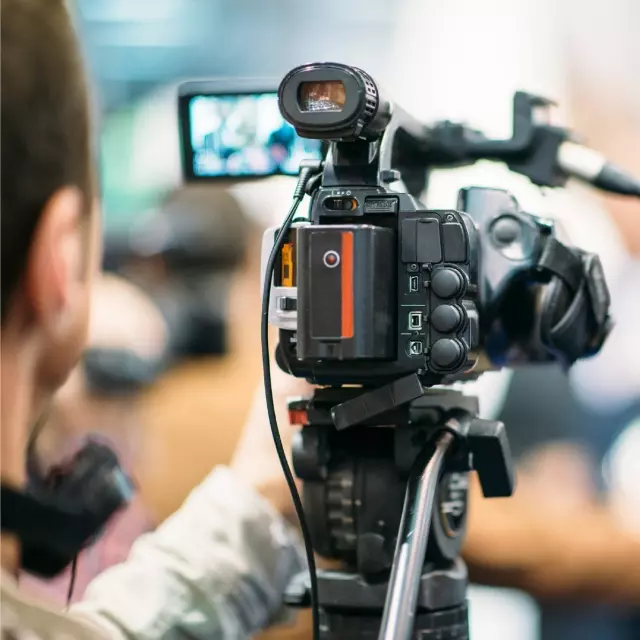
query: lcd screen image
[{"left": 187, "top": 93, "right": 322, "bottom": 178}]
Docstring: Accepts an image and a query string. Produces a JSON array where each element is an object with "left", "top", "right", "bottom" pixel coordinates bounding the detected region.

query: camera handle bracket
[{"left": 422, "top": 92, "right": 571, "bottom": 188}]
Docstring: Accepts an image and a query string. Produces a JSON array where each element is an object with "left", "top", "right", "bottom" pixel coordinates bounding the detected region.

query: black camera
[{"left": 263, "top": 63, "right": 612, "bottom": 405}]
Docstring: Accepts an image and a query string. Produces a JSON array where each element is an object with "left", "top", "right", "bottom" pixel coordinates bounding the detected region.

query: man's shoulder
[{"left": 1, "top": 573, "right": 109, "bottom": 640}]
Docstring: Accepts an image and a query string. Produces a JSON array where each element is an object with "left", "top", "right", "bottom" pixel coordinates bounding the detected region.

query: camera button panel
[{"left": 395, "top": 207, "right": 479, "bottom": 379}]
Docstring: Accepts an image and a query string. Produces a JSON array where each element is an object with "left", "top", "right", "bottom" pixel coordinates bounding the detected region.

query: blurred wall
[{"left": 76, "top": 0, "right": 396, "bottom": 112}]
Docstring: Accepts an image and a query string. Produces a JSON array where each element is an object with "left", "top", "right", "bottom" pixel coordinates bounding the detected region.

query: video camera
[
  {"left": 262, "top": 63, "right": 617, "bottom": 427},
  {"left": 254, "top": 63, "right": 640, "bottom": 640}
]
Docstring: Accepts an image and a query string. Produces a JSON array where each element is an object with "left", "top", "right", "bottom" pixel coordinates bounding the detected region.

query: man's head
[{"left": 1, "top": 0, "right": 99, "bottom": 486}]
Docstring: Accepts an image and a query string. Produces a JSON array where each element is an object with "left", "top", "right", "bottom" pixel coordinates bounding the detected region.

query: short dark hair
[{"left": 1, "top": 0, "right": 94, "bottom": 320}]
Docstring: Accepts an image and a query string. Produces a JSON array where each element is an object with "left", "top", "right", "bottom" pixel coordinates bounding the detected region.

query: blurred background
[{"left": 23, "top": 1, "right": 640, "bottom": 639}]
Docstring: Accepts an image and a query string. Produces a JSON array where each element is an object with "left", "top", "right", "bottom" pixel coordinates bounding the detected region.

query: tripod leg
[{"left": 378, "top": 430, "right": 456, "bottom": 640}]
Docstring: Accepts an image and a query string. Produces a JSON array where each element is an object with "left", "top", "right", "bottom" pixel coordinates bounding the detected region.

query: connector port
[
  {"left": 409, "top": 275, "right": 419, "bottom": 292},
  {"left": 409, "top": 341, "right": 423, "bottom": 356},
  {"left": 408, "top": 311, "right": 423, "bottom": 330}
]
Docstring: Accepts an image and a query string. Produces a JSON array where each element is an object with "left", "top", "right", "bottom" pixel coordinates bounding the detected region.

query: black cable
[
  {"left": 261, "top": 166, "right": 320, "bottom": 640},
  {"left": 27, "top": 409, "right": 80, "bottom": 608},
  {"left": 66, "top": 555, "right": 79, "bottom": 607}
]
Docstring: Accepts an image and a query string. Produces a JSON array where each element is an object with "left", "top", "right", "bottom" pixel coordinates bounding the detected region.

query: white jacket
[{"left": 1, "top": 467, "right": 304, "bottom": 640}]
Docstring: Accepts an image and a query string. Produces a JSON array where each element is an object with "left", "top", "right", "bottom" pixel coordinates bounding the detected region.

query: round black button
[
  {"left": 430, "top": 339, "right": 464, "bottom": 370},
  {"left": 430, "top": 305, "right": 462, "bottom": 333},
  {"left": 431, "top": 268, "right": 464, "bottom": 299},
  {"left": 491, "top": 216, "right": 521, "bottom": 245},
  {"left": 489, "top": 215, "right": 533, "bottom": 261}
]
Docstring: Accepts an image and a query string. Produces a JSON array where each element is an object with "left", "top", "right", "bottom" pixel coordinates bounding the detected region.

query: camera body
[{"left": 264, "top": 185, "right": 482, "bottom": 387}]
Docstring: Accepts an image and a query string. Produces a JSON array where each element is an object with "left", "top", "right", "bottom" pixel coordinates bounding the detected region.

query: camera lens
[{"left": 299, "top": 81, "right": 346, "bottom": 113}]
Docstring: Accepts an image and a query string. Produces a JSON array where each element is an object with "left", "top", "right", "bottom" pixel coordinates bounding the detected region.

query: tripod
[{"left": 284, "top": 386, "right": 515, "bottom": 640}]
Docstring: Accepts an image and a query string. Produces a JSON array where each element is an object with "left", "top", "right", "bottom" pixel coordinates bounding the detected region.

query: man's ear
[{"left": 25, "top": 186, "right": 87, "bottom": 336}]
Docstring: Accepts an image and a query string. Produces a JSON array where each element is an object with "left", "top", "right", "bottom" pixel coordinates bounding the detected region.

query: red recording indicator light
[{"left": 323, "top": 249, "right": 341, "bottom": 268}]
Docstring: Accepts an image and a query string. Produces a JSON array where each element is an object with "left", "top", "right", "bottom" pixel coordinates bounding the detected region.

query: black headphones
[
  {"left": 1, "top": 441, "right": 133, "bottom": 578},
  {"left": 0, "top": 346, "right": 166, "bottom": 578}
]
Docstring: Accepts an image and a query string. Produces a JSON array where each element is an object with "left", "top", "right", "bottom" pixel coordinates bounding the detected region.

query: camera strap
[{"left": 535, "top": 236, "right": 612, "bottom": 365}]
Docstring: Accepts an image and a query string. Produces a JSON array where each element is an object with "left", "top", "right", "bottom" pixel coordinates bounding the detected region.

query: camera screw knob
[{"left": 380, "top": 169, "right": 401, "bottom": 184}]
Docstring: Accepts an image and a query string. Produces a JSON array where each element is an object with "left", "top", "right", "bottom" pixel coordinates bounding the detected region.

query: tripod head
[
  {"left": 290, "top": 387, "right": 513, "bottom": 568},
  {"left": 284, "top": 388, "right": 513, "bottom": 640}
]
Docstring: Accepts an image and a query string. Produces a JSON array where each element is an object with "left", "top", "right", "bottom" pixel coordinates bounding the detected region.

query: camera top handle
[{"left": 319, "top": 92, "right": 640, "bottom": 199}]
